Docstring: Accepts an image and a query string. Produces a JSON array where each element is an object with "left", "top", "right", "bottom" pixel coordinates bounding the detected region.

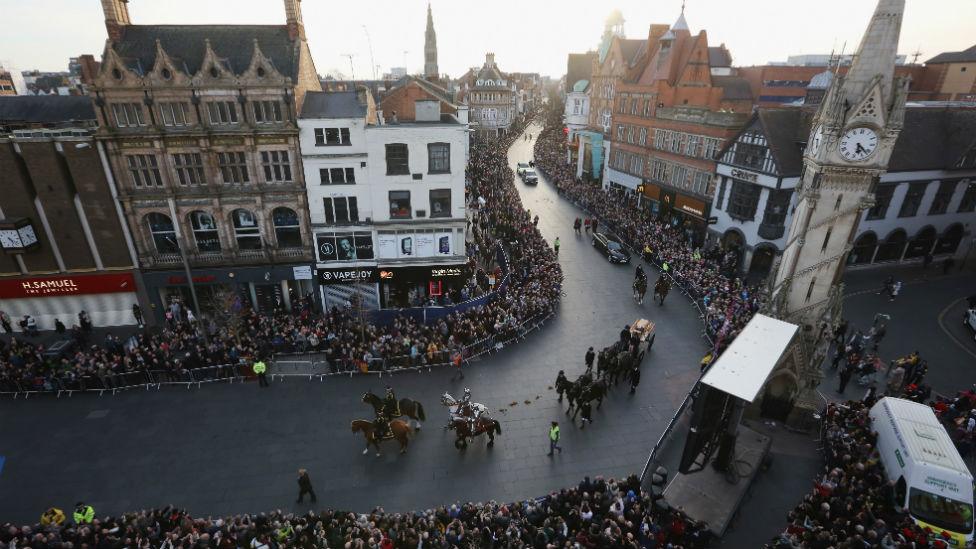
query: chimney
[
  {"left": 486, "top": 53, "right": 495, "bottom": 67},
  {"left": 283, "top": 0, "right": 305, "bottom": 41},
  {"left": 101, "top": 0, "right": 131, "bottom": 42}
]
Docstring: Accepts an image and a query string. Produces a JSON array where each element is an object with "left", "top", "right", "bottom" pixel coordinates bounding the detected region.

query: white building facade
[{"left": 300, "top": 93, "right": 468, "bottom": 310}]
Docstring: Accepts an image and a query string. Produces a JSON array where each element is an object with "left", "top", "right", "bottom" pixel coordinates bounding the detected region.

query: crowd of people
[
  {"left": 4, "top": 474, "right": 716, "bottom": 548},
  {"left": 531, "top": 108, "right": 764, "bottom": 354},
  {"left": 0, "top": 115, "right": 563, "bottom": 394},
  {"left": 767, "top": 398, "right": 966, "bottom": 548}
]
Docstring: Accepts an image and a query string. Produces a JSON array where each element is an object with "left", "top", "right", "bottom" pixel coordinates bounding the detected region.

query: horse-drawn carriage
[{"left": 630, "top": 318, "right": 656, "bottom": 364}]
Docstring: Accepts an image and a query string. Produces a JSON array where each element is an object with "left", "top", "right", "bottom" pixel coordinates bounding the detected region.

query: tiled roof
[
  {"left": 113, "top": 25, "right": 298, "bottom": 78},
  {"left": 300, "top": 91, "right": 366, "bottom": 119},
  {"left": 0, "top": 96, "right": 96, "bottom": 124},
  {"left": 566, "top": 52, "right": 596, "bottom": 93},
  {"left": 707, "top": 46, "right": 732, "bottom": 68}
]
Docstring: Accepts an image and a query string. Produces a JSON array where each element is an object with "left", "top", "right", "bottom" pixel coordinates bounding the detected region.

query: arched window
[
  {"left": 904, "top": 226, "right": 937, "bottom": 259},
  {"left": 935, "top": 224, "right": 964, "bottom": 255},
  {"left": 146, "top": 212, "right": 179, "bottom": 254},
  {"left": 231, "top": 209, "right": 262, "bottom": 250},
  {"left": 189, "top": 211, "right": 221, "bottom": 252},
  {"left": 875, "top": 229, "right": 907, "bottom": 262},
  {"left": 272, "top": 207, "right": 302, "bottom": 248},
  {"left": 849, "top": 232, "right": 878, "bottom": 265}
]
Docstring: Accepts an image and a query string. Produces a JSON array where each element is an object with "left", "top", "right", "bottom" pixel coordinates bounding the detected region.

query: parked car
[
  {"left": 592, "top": 232, "right": 631, "bottom": 263},
  {"left": 516, "top": 162, "right": 530, "bottom": 175},
  {"left": 521, "top": 169, "right": 538, "bottom": 185},
  {"left": 965, "top": 308, "right": 976, "bottom": 341}
]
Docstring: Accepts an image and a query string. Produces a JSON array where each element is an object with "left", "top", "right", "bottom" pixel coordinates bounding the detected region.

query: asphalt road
[{"left": 0, "top": 127, "right": 710, "bottom": 524}]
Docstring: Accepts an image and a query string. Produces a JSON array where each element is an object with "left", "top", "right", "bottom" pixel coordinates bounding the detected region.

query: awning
[{"left": 701, "top": 314, "right": 798, "bottom": 403}]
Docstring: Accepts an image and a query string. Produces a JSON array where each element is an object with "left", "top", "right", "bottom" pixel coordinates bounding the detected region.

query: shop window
[
  {"left": 430, "top": 189, "right": 451, "bottom": 218},
  {"left": 389, "top": 191, "right": 411, "bottom": 219},
  {"left": 146, "top": 212, "right": 179, "bottom": 254},
  {"left": 727, "top": 180, "right": 762, "bottom": 221},
  {"left": 927, "top": 181, "right": 956, "bottom": 215},
  {"left": 189, "top": 211, "right": 220, "bottom": 252},
  {"left": 386, "top": 143, "right": 410, "bottom": 175},
  {"left": 272, "top": 207, "right": 302, "bottom": 248},
  {"left": 898, "top": 181, "right": 928, "bottom": 217},
  {"left": 231, "top": 209, "right": 262, "bottom": 250},
  {"left": 867, "top": 184, "right": 895, "bottom": 220},
  {"left": 428, "top": 143, "right": 451, "bottom": 174}
]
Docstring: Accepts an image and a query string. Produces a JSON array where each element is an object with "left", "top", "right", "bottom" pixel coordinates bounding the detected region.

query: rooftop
[
  {"left": 300, "top": 91, "right": 367, "bottom": 119},
  {"left": 0, "top": 95, "right": 96, "bottom": 125},
  {"left": 925, "top": 44, "right": 976, "bottom": 65}
]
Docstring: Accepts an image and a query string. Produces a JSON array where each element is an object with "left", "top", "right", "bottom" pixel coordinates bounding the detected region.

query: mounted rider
[
  {"left": 450, "top": 388, "right": 479, "bottom": 432},
  {"left": 382, "top": 386, "right": 401, "bottom": 419}
]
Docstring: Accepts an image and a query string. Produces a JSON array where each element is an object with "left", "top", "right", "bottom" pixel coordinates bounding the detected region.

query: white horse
[{"left": 440, "top": 392, "right": 489, "bottom": 429}]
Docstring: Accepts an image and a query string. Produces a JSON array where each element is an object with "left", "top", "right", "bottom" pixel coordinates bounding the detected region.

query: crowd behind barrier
[
  {"left": 5, "top": 474, "right": 718, "bottom": 548},
  {"left": 0, "top": 112, "right": 564, "bottom": 399}
]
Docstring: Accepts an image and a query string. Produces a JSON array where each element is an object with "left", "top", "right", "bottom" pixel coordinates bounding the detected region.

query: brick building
[
  {"left": 90, "top": 0, "right": 322, "bottom": 321},
  {"left": 0, "top": 95, "right": 142, "bottom": 329},
  {"left": 922, "top": 44, "right": 976, "bottom": 102},
  {"left": 458, "top": 53, "right": 517, "bottom": 138}
]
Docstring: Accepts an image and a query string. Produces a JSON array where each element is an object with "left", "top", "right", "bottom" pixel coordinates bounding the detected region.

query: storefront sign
[
  {"left": 675, "top": 195, "right": 708, "bottom": 219},
  {"left": 730, "top": 168, "right": 760, "bottom": 183},
  {"left": 292, "top": 266, "right": 313, "bottom": 280},
  {"left": 167, "top": 274, "right": 217, "bottom": 284},
  {"left": 316, "top": 232, "right": 374, "bottom": 262},
  {"left": 0, "top": 273, "right": 136, "bottom": 298},
  {"left": 165, "top": 137, "right": 199, "bottom": 148},
  {"left": 430, "top": 266, "right": 463, "bottom": 278},
  {"left": 317, "top": 267, "right": 379, "bottom": 284},
  {"left": 640, "top": 183, "right": 661, "bottom": 201},
  {"left": 376, "top": 265, "right": 465, "bottom": 282}
]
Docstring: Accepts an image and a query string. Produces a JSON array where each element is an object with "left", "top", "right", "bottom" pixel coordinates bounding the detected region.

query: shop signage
[
  {"left": 675, "top": 195, "right": 707, "bottom": 218},
  {"left": 318, "top": 267, "right": 379, "bottom": 284},
  {"left": 375, "top": 265, "right": 465, "bottom": 282},
  {"left": 256, "top": 136, "right": 289, "bottom": 145},
  {"left": 167, "top": 274, "right": 217, "bottom": 284},
  {"left": 211, "top": 136, "right": 245, "bottom": 146},
  {"left": 430, "top": 266, "right": 463, "bottom": 278},
  {"left": 165, "top": 137, "right": 198, "bottom": 147},
  {"left": 120, "top": 140, "right": 154, "bottom": 149},
  {"left": 0, "top": 273, "right": 136, "bottom": 299},
  {"left": 316, "top": 232, "right": 374, "bottom": 262},
  {"left": 730, "top": 168, "right": 760, "bottom": 183},
  {"left": 293, "top": 266, "right": 313, "bottom": 280}
]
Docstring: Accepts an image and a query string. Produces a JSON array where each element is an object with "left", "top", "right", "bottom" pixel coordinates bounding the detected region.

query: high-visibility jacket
[
  {"left": 549, "top": 425, "right": 560, "bottom": 441},
  {"left": 253, "top": 361, "right": 267, "bottom": 374},
  {"left": 73, "top": 505, "right": 94, "bottom": 524},
  {"left": 41, "top": 508, "right": 65, "bottom": 526}
]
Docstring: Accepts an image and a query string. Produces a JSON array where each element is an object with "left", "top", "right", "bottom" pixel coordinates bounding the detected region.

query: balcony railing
[{"left": 140, "top": 247, "right": 313, "bottom": 268}]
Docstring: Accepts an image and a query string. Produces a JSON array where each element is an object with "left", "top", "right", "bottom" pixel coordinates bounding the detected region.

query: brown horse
[
  {"left": 450, "top": 416, "right": 502, "bottom": 450},
  {"left": 351, "top": 419, "right": 412, "bottom": 456}
]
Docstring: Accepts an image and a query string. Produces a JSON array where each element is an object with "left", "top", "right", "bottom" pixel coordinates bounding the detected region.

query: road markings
[{"left": 937, "top": 297, "right": 976, "bottom": 361}]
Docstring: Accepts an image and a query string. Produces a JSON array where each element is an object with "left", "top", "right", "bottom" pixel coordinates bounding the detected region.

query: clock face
[
  {"left": 0, "top": 229, "right": 21, "bottom": 249},
  {"left": 839, "top": 127, "right": 879, "bottom": 162},
  {"left": 18, "top": 225, "right": 38, "bottom": 246},
  {"left": 809, "top": 125, "right": 825, "bottom": 155}
]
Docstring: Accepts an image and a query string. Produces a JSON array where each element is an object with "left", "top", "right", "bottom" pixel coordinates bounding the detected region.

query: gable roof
[
  {"left": 925, "top": 44, "right": 976, "bottom": 65},
  {"left": 300, "top": 91, "right": 366, "bottom": 119},
  {"left": 0, "top": 96, "right": 96, "bottom": 125},
  {"left": 620, "top": 39, "right": 647, "bottom": 66},
  {"left": 112, "top": 25, "right": 298, "bottom": 78},
  {"left": 566, "top": 52, "right": 596, "bottom": 93},
  {"left": 756, "top": 108, "right": 812, "bottom": 176}
]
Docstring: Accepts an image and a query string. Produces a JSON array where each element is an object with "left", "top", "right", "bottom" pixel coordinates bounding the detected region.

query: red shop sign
[{"left": 0, "top": 273, "right": 136, "bottom": 299}]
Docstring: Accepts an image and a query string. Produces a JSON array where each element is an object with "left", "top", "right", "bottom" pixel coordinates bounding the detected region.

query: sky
[{"left": 1, "top": 0, "right": 973, "bottom": 78}]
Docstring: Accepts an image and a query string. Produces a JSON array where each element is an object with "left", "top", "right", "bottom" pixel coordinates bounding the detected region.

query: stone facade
[{"left": 460, "top": 54, "right": 516, "bottom": 137}]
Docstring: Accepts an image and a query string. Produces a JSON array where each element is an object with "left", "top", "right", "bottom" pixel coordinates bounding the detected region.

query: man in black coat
[
  {"left": 555, "top": 370, "right": 568, "bottom": 403},
  {"left": 629, "top": 367, "right": 641, "bottom": 394},
  {"left": 296, "top": 468, "right": 316, "bottom": 504},
  {"left": 838, "top": 363, "right": 854, "bottom": 394},
  {"left": 584, "top": 347, "right": 595, "bottom": 371}
]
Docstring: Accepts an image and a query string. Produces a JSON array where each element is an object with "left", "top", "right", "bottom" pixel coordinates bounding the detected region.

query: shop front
[
  {"left": 0, "top": 272, "right": 140, "bottom": 329},
  {"left": 316, "top": 266, "right": 380, "bottom": 311},
  {"left": 377, "top": 263, "right": 468, "bottom": 308},
  {"left": 140, "top": 264, "right": 316, "bottom": 323}
]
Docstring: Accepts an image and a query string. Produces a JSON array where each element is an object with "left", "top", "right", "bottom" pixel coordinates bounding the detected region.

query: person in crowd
[
  {"left": 547, "top": 420, "right": 562, "bottom": 455},
  {"left": 296, "top": 468, "right": 316, "bottom": 504}
]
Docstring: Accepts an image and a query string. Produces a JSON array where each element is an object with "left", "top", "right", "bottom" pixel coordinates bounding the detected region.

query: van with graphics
[{"left": 869, "top": 397, "right": 974, "bottom": 546}]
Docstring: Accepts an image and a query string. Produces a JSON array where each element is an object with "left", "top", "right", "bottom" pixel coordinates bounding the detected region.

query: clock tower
[{"left": 766, "top": 0, "right": 908, "bottom": 423}]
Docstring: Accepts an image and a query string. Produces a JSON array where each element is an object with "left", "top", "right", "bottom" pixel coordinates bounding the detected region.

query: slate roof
[
  {"left": 0, "top": 96, "right": 96, "bottom": 124},
  {"left": 619, "top": 39, "right": 647, "bottom": 66},
  {"left": 113, "top": 25, "right": 298, "bottom": 78},
  {"left": 566, "top": 52, "right": 596, "bottom": 93},
  {"left": 756, "top": 108, "right": 811, "bottom": 176},
  {"left": 925, "top": 44, "right": 976, "bottom": 65},
  {"left": 300, "top": 91, "right": 366, "bottom": 119},
  {"left": 708, "top": 46, "right": 732, "bottom": 68},
  {"left": 713, "top": 75, "right": 753, "bottom": 101}
]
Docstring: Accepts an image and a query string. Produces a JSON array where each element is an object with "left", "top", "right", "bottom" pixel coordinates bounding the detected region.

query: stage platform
[{"left": 662, "top": 424, "right": 771, "bottom": 537}]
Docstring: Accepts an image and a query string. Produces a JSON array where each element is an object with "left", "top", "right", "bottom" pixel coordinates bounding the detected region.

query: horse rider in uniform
[
  {"left": 382, "top": 386, "right": 401, "bottom": 420},
  {"left": 449, "top": 388, "right": 479, "bottom": 432}
]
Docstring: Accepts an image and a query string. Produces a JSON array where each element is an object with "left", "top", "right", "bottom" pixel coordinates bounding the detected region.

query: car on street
[
  {"left": 521, "top": 169, "right": 538, "bottom": 185},
  {"left": 516, "top": 162, "right": 530, "bottom": 175},
  {"left": 965, "top": 308, "right": 976, "bottom": 341},
  {"left": 592, "top": 232, "right": 631, "bottom": 263}
]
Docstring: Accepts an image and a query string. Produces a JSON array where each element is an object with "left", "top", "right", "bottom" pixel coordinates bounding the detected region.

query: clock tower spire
[{"left": 765, "top": 0, "right": 908, "bottom": 424}]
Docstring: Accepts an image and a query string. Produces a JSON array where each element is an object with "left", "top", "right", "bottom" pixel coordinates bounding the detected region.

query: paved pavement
[{"left": 0, "top": 127, "right": 711, "bottom": 523}]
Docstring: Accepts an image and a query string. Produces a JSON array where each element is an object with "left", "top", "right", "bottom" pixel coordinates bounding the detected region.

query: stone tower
[
  {"left": 424, "top": 3, "right": 439, "bottom": 79},
  {"left": 765, "top": 0, "right": 908, "bottom": 423}
]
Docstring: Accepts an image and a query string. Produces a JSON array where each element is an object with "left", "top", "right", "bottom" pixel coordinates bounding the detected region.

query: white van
[{"left": 869, "top": 397, "right": 975, "bottom": 546}]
